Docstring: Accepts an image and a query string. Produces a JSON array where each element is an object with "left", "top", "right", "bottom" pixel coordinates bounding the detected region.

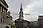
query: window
[
  {"left": 1, "top": 18, "right": 2, "bottom": 23},
  {"left": 1, "top": 17, "right": 4, "bottom": 23},
  {"left": 1, "top": 6, "right": 2, "bottom": 12},
  {"left": 1, "top": 6, "right": 4, "bottom": 13},
  {"left": 3, "top": 17, "right": 4, "bottom": 22},
  {"left": 3, "top": 8, "right": 4, "bottom": 13},
  {"left": 4, "top": 10, "right": 6, "bottom": 14},
  {"left": 2, "top": 7, "right": 3, "bottom": 12}
]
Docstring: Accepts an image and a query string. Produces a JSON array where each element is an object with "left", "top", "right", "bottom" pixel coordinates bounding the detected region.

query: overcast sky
[{"left": 5, "top": 0, "right": 43, "bottom": 21}]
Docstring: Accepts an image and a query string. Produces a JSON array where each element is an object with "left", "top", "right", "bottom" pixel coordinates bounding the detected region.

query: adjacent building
[
  {"left": 30, "top": 21, "right": 39, "bottom": 28},
  {"left": 0, "top": 0, "right": 12, "bottom": 28},
  {"left": 38, "top": 16, "right": 43, "bottom": 28}
]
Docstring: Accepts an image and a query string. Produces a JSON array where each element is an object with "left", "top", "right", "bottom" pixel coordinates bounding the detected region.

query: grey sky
[{"left": 5, "top": 0, "right": 43, "bottom": 21}]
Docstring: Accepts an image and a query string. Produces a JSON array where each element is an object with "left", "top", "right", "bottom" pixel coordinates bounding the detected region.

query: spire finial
[
  {"left": 21, "top": 3, "right": 22, "bottom": 8},
  {"left": 20, "top": 3, "right": 22, "bottom": 9},
  {"left": 20, "top": 3, "right": 23, "bottom": 11}
]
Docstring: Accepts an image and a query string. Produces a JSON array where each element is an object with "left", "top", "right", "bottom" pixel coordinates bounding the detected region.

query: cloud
[
  {"left": 6, "top": 0, "right": 43, "bottom": 21},
  {"left": 23, "top": 4, "right": 34, "bottom": 14},
  {"left": 24, "top": 15, "right": 38, "bottom": 21},
  {"left": 23, "top": 0, "right": 41, "bottom": 21}
]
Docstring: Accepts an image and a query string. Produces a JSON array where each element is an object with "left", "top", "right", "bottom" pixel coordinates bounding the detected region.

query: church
[{"left": 15, "top": 4, "right": 30, "bottom": 28}]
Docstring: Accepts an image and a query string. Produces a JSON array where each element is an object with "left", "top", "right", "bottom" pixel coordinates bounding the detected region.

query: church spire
[
  {"left": 20, "top": 3, "right": 23, "bottom": 12},
  {"left": 19, "top": 3, "right": 23, "bottom": 19}
]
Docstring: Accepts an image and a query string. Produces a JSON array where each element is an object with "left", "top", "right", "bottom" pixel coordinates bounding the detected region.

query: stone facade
[
  {"left": 0, "top": 0, "right": 12, "bottom": 28},
  {"left": 38, "top": 16, "right": 43, "bottom": 28}
]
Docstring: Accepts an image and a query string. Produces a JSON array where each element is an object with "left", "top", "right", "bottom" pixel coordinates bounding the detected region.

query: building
[
  {"left": 0, "top": 0, "right": 12, "bottom": 28},
  {"left": 30, "top": 21, "right": 39, "bottom": 28},
  {"left": 7, "top": 11, "right": 12, "bottom": 24},
  {"left": 38, "top": 16, "right": 43, "bottom": 28},
  {"left": 15, "top": 4, "right": 30, "bottom": 28}
]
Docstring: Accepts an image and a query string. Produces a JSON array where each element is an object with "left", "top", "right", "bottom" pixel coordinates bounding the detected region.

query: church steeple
[
  {"left": 20, "top": 3, "right": 23, "bottom": 12},
  {"left": 19, "top": 3, "right": 23, "bottom": 19}
]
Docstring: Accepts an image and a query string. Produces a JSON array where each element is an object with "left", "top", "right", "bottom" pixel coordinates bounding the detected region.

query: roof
[
  {"left": 39, "top": 16, "right": 43, "bottom": 17},
  {"left": 15, "top": 19, "right": 30, "bottom": 23}
]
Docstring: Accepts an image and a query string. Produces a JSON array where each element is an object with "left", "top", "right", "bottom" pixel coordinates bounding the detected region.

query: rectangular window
[
  {"left": 1, "top": 18, "right": 2, "bottom": 23},
  {"left": 2, "top": 7, "right": 3, "bottom": 12},
  {"left": 1, "top": 6, "right": 4, "bottom": 12},
  {"left": 1, "top": 17, "right": 4, "bottom": 23},
  {"left": 1, "top": 6, "right": 2, "bottom": 12},
  {"left": 3, "top": 17, "right": 4, "bottom": 22}
]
